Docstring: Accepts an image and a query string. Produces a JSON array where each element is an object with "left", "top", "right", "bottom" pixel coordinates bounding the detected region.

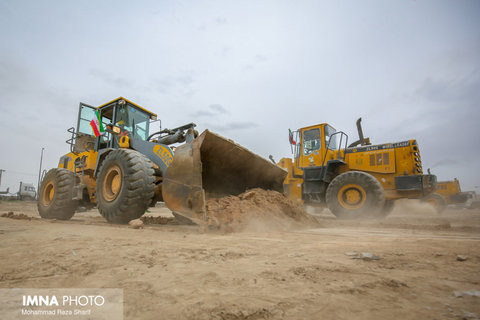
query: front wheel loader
[{"left": 38, "top": 97, "right": 286, "bottom": 225}]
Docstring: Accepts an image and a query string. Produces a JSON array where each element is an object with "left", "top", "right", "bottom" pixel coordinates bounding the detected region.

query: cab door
[
  {"left": 77, "top": 103, "right": 97, "bottom": 136},
  {"left": 299, "top": 126, "right": 324, "bottom": 168},
  {"left": 76, "top": 102, "right": 114, "bottom": 150}
]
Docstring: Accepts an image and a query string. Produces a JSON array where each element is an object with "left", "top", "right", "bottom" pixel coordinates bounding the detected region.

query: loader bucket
[{"left": 162, "top": 130, "right": 287, "bottom": 224}]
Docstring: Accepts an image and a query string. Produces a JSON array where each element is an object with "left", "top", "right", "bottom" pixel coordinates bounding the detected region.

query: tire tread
[
  {"left": 96, "top": 149, "right": 155, "bottom": 223},
  {"left": 326, "top": 171, "right": 386, "bottom": 219},
  {"left": 37, "top": 168, "right": 77, "bottom": 220}
]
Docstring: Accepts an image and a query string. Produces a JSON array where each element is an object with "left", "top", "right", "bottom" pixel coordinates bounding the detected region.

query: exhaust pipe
[
  {"left": 356, "top": 118, "right": 365, "bottom": 146},
  {"left": 348, "top": 118, "right": 371, "bottom": 148}
]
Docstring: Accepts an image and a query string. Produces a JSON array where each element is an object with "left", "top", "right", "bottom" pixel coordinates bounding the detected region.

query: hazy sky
[{"left": 0, "top": 0, "right": 479, "bottom": 193}]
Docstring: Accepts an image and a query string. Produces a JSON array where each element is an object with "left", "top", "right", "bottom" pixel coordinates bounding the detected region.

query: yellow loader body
[
  {"left": 278, "top": 121, "right": 436, "bottom": 218},
  {"left": 39, "top": 97, "right": 286, "bottom": 224}
]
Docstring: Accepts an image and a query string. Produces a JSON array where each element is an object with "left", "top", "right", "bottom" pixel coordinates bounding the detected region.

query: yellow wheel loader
[
  {"left": 423, "top": 178, "right": 473, "bottom": 212},
  {"left": 38, "top": 97, "right": 285, "bottom": 224},
  {"left": 277, "top": 118, "right": 437, "bottom": 218}
]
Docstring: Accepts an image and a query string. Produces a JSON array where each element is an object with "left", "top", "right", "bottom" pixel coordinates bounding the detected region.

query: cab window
[
  {"left": 77, "top": 104, "right": 97, "bottom": 136},
  {"left": 303, "top": 128, "right": 321, "bottom": 155},
  {"left": 115, "top": 104, "right": 150, "bottom": 140},
  {"left": 324, "top": 125, "right": 338, "bottom": 150}
]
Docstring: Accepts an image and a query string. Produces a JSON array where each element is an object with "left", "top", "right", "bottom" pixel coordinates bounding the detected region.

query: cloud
[
  {"left": 0, "top": 56, "right": 80, "bottom": 191},
  {"left": 149, "top": 74, "right": 195, "bottom": 95},
  {"left": 89, "top": 69, "right": 133, "bottom": 88},
  {"left": 152, "top": 78, "right": 174, "bottom": 94},
  {"left": 190, "top": 110, "right": 215, "bottom": 118},
  {"left": 430, "top": 159, "right": 466, "bottom": 169},
  {"left": 190, "top": 104, "right": 228, "bottom": 118},
  {"left": 413, "top": 70, "right": 480, "bottom": 104},
  {"left": 221, "top": 46, "right": 231, "bottom": 57},
  {"left": 242, "top": 55, "right": 268, "bottom": 71},
  {"left": 215, "top": 17, "right": 227, "bottom": 25},
  {"left": 207, "top": 121, "right": 258, "bottom": 131},
  {"left": 255, "top": 54, "right": 268, "bottom": 62},
  {"left": 176, "top": 75, "right": 193, "bottom": 86},
  {"left": 189, "top": 103, "right": 254, "bottom": 132},
  {"left": 0, "top": 0, "right": 479, "bottom": 191},
  {"left": 0, "top": 55, "right": 73, "bottom": 114},
  {"left": 227, "top": 122, "right": 258, "bottom": 130},
  {"left": 208, "top": 104, "right": 228, "bottom": 114}
]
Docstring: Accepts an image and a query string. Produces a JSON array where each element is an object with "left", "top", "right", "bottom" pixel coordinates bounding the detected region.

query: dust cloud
[{"left": 390, "top": 199, "right": 438, "bottom": 216}]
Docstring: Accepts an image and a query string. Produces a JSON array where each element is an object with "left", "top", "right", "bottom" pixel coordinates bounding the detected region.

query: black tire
[
  {"left": 96, "top": 149, "right": 155, "bottom": 223},
  {"left": 37, "top": 168, "right": 78, "bottom": 220},
  {"left": 422, "top": 193, "right": 447, "bottom": 213},
  {"left": 326, "top": 171, "right": 386, "bottom": 219}
]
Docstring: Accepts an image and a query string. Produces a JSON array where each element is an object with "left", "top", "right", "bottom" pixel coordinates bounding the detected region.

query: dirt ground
[{"left": 1, "top": 200, "right": 479, "bottom": 320}]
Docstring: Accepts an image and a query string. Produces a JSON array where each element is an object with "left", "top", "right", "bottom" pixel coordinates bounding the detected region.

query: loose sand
[{"left": 0, "top": 200, "right": 479, "bottom": 319}]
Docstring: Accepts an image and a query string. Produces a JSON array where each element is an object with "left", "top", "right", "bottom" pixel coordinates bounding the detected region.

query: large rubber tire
[
  {"left": 422, "top": 193, "right": 447, "bottom": 213},
  {"left": 37, "top": 168, "right": 78, "bottom": 220},
  {"left": 326, "top": 171, "right": 386, "bottom": 219},
  {"left": 96, "top": 149, "right": 155, "bottom": 224}
]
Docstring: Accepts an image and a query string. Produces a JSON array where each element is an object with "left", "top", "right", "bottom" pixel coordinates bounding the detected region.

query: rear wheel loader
[
  {"left": 38, "top": 97, "right": 286, "bottom": 224},
  {"left": 424, "top": 178, "right": 476, "bottom": 212},
  {"left": 277, "top": 118, "right": 437, "bottom": 219}
]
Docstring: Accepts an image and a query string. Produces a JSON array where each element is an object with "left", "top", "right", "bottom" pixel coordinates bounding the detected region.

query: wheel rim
[
  {"left": 42, "top": 182, "right": 55, "bottom": 206},
  {"left": 102, "top": 165, "right": 122, "bottom": 202},
  {"left": 338, "top": 184, "right": 367, "bottom": 209}
]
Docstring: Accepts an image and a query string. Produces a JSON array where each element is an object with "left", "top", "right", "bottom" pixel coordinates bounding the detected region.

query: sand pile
[{"left": 205, "top": 188, "right": 319, "bottom": 232}]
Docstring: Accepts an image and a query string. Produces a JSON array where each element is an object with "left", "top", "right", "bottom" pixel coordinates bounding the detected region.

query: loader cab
[
  {"left": 288, "top": 123, "right": 348, "bottom": 203},
  {"left": 292, "top": 124, "right": 340, "bottom": 169},
  {"left": 76, "top": 97, "right": 157, "bottom": 150}
]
